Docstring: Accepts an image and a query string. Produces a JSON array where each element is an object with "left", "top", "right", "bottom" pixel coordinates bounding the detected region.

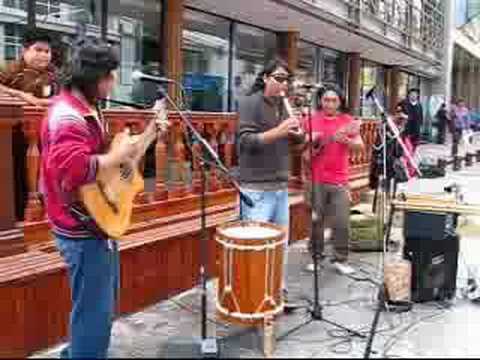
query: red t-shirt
[{"left": 303, "top": 111, "right": 356, "bottom": 186}]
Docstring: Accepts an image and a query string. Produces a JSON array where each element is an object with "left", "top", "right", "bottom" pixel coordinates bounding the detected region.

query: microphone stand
[
  {"left": 277, "top": 87, "right": 365, "bottom": 342},
  {"left": 363, "top": 89, "right": 420, "bottom": 359},
  {"left": 157, "top": 87, "right": 253, "bottom": 358}
]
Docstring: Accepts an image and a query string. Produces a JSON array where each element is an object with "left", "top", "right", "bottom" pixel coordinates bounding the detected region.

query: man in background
[
  {"left": 399, "top": 88, "right": 423, "bottom": 153},
  {"left": 0, "top": 28, "right": 58, "bottom": 105},
  {"left": 0, "top": 28, "right": 59, "bottom": 220}
]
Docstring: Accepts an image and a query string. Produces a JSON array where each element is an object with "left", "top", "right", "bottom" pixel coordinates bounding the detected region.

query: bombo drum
[{"left": 215, "top": 221, "right": 286, "bottom": 326}]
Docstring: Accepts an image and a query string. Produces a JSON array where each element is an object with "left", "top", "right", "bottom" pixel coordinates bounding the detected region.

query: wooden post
[
  {"left": 277, "top": 30, "right": 303, "bottom": 187},
  {"left": 220, "top": 120, "right": 235, "bottom": 189},
  {"left": 164, "top": 0, "right": 184, "bottom": 104},
  {"left": 347, "top": 53, "right": 361, "bottom": 116},
  {"left": 205, "top": 123, "right": 219, "bottom": 193},
  {"left": 0, "top": 103, "right": 23, "bottom": 230},
  {"left": 23, "top": 107, "right": 46, "bottom": 222},
  {"left": 154, "top": 124, "right": 169, "bottom": 201},
  {"left": 169, "top": 119, "right": 188, "bottom": 198},
  {"left": 276, "top": 30, "right": 299, "bottom": 70}
]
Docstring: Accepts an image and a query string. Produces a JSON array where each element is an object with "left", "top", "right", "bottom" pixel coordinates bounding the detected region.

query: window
[
  {"left": 3, "top": 0, "right": 26, "bottom": 10},
  {"left": 360, "top": 61, "right": 385, "bottom": 118},
  {"left": 320, "top": 48, "right": 345, "bottom": 88},
  {"left": 232, "top": 23, "right": 276, "bottom": 111},
  {"left": 107, "top": 0, "right": 162, "bottom": 103},
  {"left": 3, "top": 23, "right": 23, "bottom": 61},
  {"left": 182, "top": 9, "right": 231, "bottom": 112},
  {"left": 298, "top": 40, "right": 318, "bottom": 85}
]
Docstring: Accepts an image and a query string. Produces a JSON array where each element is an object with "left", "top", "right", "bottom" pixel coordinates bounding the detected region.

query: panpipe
[{"left": 392, "top": 193, "right": 480, "bottom": 216}]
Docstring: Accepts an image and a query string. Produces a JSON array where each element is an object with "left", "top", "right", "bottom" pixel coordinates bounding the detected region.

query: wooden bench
[
  {"left": 0, "top": 251, "right": 68, "bottom": 358},
  {"left": 0, "top": 196, "right": 310, "bottom": 358},
  {"left": 0, "top": 204, "right": 238, "bottom": 358}
]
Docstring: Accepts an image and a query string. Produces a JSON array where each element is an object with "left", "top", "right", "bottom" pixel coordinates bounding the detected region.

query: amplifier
[
  {"left": 404, "top": 233, "right": 459, "bottom": 303},
  {"left": 403, "top": 211, "right": 457, "bottom": 242}
]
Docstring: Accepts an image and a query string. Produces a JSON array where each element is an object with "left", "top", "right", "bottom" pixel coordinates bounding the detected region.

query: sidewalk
[{"left": 32, "top": 163, "right": 480, "bottom": 358}]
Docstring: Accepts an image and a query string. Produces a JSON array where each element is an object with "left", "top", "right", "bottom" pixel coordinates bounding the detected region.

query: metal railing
[{"left": 343, "top": 0, "right": 445, "bottom": 57}]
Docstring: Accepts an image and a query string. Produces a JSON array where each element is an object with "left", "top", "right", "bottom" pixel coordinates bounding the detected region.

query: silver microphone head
[{"left": 131, "top": 70, "right": 144, "bottom": 82}]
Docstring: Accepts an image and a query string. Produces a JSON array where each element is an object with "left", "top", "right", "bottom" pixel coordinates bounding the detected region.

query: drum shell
[{"left": 215, "top": 221, "right": 285, "bottom": 326}]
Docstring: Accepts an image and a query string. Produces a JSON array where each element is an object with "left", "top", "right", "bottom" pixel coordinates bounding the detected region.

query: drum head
[{"left": 216, "top": 221, "right": 284, "bottom": 242}]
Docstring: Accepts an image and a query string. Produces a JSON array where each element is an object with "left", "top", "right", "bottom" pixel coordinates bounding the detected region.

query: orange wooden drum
[{"left": 215, "top": 221, "right": 286, "bottom": 326}]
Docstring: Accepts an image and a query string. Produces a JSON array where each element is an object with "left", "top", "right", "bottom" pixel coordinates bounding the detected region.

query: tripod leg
[{"left": 363, "top": 285, "right": 385, "bottom": 359}]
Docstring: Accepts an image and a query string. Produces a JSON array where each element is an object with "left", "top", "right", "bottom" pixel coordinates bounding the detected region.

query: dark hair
[
  {"left": 407, "top": 88, "right": 420, "bottom": 95},
  {"left": 316, "top": 84, "right": 348, "bottom": 113},
  {"left": 66, "top": 37, "right": 119, "bottom": 104},
  {"left": 247, "top": 57, "right": 291, "bottom": 95},
  {"left": 23, "top": 28, "right": 52, "bottom": 48}
]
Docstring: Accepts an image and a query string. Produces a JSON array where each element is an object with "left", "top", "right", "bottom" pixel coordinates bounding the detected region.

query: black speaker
[{"left": 403, "top": 211, "right": 459, "bottom": 303}]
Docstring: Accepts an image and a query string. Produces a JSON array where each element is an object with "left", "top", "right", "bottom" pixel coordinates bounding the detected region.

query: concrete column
[
  {"left": 469, "top": 57, "right": 476, "bottom": 108},
  {"left": 101, "top": 0, "right": 108, "bottom": 41},
  {"left": 164, "top": 0, "right": 184, "bottom": 103},
  {"left": 430, "top": 0, "right": 455, "bottom": 104},
  {"left": 276, "top": 29, "right": 299, "bottom": 72},
  {"left": 476, "top": 60, "right": 480, "bottom": 109},
  {"left": 456, "top": 48, "right": 464, "bottom": 101},
  {"left": 389, "top": 66, "right": 401, "bottom": 113},
  {"left": 347, "top": 52, "right": 361, "bottom": 116},
  {"left": 462, "top": 52, "right": 471, "bottom": 103},
  {"left": 27, "top": 0, "right": 35, "bottom": 28}
]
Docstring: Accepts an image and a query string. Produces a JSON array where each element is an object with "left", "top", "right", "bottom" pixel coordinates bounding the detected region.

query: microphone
[
  {"left": 132, "top": 70, "right": 176, "bottom": 84},
  {"left": 366, "top": 86, "right": 376, "bottom": 100},
  {"left": 239, "top": 191, "right": 255, "bottom": 208}
]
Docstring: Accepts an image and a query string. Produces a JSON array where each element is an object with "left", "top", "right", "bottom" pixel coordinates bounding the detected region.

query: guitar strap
[{"left": 69, "top": 203, "right": 109, "bottom": 241}]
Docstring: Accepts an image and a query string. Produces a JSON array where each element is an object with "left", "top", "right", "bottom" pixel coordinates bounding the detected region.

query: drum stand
[
  {"left": 160, "top": 88, "right": 253, "bottom": 358},
  {"left": 278, "top": 86, "right": 366, "bottom": 344}
]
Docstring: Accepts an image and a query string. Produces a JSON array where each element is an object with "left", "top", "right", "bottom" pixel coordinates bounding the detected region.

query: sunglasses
[{"left": 271, "top": 74, "right": 290, "bottom": 83}]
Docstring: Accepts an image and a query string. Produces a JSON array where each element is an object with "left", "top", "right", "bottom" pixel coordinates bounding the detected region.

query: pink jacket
[{"left": 40, "top": 90, "right": 106, "bottom": 238}]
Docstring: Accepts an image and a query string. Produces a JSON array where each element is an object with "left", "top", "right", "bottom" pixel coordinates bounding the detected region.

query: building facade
[{"left": 0, "top": 0, "right": 447, "bottom": 120}]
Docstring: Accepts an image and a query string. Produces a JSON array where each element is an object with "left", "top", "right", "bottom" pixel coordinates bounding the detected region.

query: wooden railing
[
  {"left": 19, "top": 107, "right": 374, "bottom": 222},
  {"left": 19, "top": 107, "right": 240, "bottom": 250},
  {"left": 0, "top": 103, "right": 378, "bottom": 357},
  {"left": 22, "top": 108, "right": 239, "bottom": 219},
  {"left": 20, "top": 109, "right": 375, "bottom": 208}
]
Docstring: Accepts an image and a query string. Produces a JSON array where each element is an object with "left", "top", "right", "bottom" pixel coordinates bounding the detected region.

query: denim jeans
[
  {"left": 240, "top": 189, "right": 289, "bottom": 288},
  {"left": 56, "top": 235, "right": 120, "bottom": 359}
]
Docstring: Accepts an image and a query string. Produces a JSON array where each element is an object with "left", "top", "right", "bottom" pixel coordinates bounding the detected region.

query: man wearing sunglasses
[{"left": 237, "top": 58, "right": 303, "bottom": 308}]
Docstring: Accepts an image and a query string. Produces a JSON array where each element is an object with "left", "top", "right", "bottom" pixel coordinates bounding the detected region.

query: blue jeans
[
  {"left": 240, "top": 189, "right": 290, "bottom": 288},
  {"left": 56, "top": 235, "right": 120, "bottom": 359},
  {"left": 240, "top": 189, "right": 289, "bottom": 227}
]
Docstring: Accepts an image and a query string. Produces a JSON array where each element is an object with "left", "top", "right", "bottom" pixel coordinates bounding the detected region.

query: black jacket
[{"left": 400, "top": 99, "right": 423, "bottom": 140}]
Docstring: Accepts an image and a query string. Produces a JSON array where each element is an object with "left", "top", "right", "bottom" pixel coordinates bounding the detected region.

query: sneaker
[
  {"left": 305, "top": 263, "right": 318, "bottom": 273},
  {"left": 332, "top": 261, "right": 356, "bottom": 276},
  {"left": 304, "top": 256, "right": 326, "bottom": 273}
]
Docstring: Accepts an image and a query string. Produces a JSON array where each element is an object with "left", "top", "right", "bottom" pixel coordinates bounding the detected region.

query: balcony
[{"left": 299, "top": 0, "right": 445, "bottom": 61}]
